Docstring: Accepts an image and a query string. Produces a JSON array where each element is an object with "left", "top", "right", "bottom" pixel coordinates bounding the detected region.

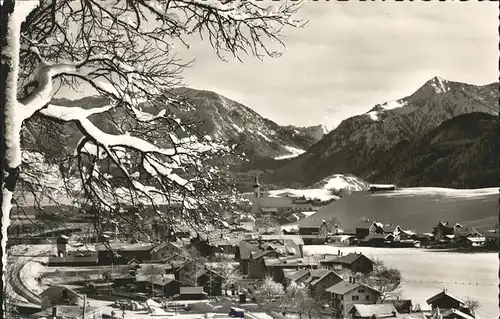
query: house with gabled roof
[
  {"left": 360, "top": 233, "right": 395, "bottom": 247},
  {"left": 355, "top": 220, "right": 390, "bottom": 240},
  {"left": 324, "top": 253, "right": 374, "bottom": 274},
  {"left": 393, "top": 226, "right": 417, "bottom": 241},
  {"left": 150, "top": 241, "right": 189, "bottom": 260},
  {"left": 264, "top": 256, "right": 319, "bottom": 283},
  {"left": 248, "top": 250, "right": 279, "bottom": 279},
  {"left": 347, "top": 303, "right": 398, "bottom": 319},
  {"left": 251, "top": 197, "right": 295, "bottom": 214},
  {"left": 175, "top": 261, "right": 225, "bottom": 296},
  {"left": 484, "top": 230, "right": 500, "bottom": 249},
  {"left": 258, "top": 234, "right": 304, "bottom": 257},
  {"left": 433, "top": 221, "right": 463, "bottom": 242},
  {"left": 453, "top": 228, "right": 485, "bottom": 248},
  {"left": 326, "top": 277, "right": 381, "bottom": 318},
  {"left": 235, "top": 242, "right": 261, "bottom": 275},
  {"left": 308, "top": 270, "right": 343, "bottom": 301},
  {"left": 96, "top": 241, "right": 187, "bottom": 265},
  {"left": 40, "top": 285, "right": 82, "bottom": 310},
  {"left": 298, "top": 218, "right": 330, "bottom": 245},
  {"left": 283, "top": 269, "right": 310, "bottom": 287},
  {"left": 426, "top": 289, "right": 471, "bottom": 315},
  {"left": 135, "top": 273, "right": 181, "bottom": 298}
]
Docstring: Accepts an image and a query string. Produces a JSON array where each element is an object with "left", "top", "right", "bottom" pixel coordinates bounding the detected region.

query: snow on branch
[{"left": 4, "top": 0, "right": 303, "bottom": 243}]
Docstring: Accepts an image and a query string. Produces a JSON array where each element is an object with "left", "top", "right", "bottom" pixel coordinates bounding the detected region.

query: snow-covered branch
[{"left": 2, "top": 0, "right": 303, "bottom": 255}]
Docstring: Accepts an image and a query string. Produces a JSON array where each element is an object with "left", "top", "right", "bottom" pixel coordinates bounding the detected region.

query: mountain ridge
[{"left": 236, "top": 77, "right": 499, "bottom": 189}]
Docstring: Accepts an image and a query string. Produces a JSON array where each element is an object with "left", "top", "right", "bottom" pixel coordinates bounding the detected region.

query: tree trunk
[
  {"left": 1, "top": 1, "right": 18, "bottom": 317},
  {"left": 1, "top": 1, "right": 40, "bottom": 316}
]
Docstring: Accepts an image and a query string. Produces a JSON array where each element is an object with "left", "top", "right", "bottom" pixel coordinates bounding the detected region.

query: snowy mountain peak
[
  {"left": 366, "top": 99, "right": 407, "bottom": 121},
  {"left": 427, "top": 76, "right": 450, "bottom": 94},
  {"left": 365, "top": 76, "right": 454, "bottom": 121}
]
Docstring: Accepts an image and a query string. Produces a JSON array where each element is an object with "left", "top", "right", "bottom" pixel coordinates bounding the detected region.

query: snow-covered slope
[
  {"left": 266, "top": 174, "right": 369, "bottom": 202},
  {"left": 312, "top": 174, "right": 370, "bottom": 192},
  {"left": 274, "top": 146, "right": 306, "bottom": 160},
  {"left": 267, "top": 188, "right": 340, "bottom": 202}
]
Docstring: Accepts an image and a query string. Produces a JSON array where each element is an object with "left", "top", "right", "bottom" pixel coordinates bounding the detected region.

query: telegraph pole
[{"left": 82, "top": 294, "right": 87, "bottom": 318}]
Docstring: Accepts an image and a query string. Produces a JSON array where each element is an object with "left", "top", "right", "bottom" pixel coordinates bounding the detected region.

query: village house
[
  {"left": 150, "top": 242, "right": 189, "bottom": 260},
  {"left": 248, "top": 250, "right": 280, "bottom": 279},
  {"left": 259, "top": 234, "right": 305, "bottom": 257},
  {"left": 207, "top": 234, "right": 241, "bottom": 255},
  {"left": 346, "top": 304, "right": 398, "bottom": 319},
  {"left": 283, "top": 268, "right": 310, "bottom": 288},
  {"left": 264, "top": 256, "right": 319, "bottom": 283},
  {"left": 326, "top": 277, "right": 381, "bottom": 319},
  {"left": 40, "top": 286, "right": 82, "bottom": 310},
  {"left": 484, "top": 231, "right": 500, "bottom": 249},
  {"left": 298, "top": 219, "right": 330, "bottom": 245},
  {"left": 175, "top": 261, "right": 225, "bottom": 296},
  {"left": 453, "top": 229, "right": 485, "bottom": 248},
  {"left": 393, "top": 226, "right": 417, "bottom": 241},
  {"left": 298, "top": 219, "right": 329, "bottom": 236},
  {"left": 307, "top": 270, "right": 343, "bottom": 301},
  {"left": 135, "top": 273, "right": 181, "bottom": 298},
  {"left": 426, "top": 289, "right": 471, "bottom": 315},
  {"left": 355, "top": 221, "right": 389, "bottom": 240},
  {"left": 96, "top": 242, "right": 184, "bottom": 265},
  {"left": 251, "top": 196, "right": 295, "bottom": 215},
  {"left": 360, "top": 233, "right": 395, "bottom": 247},
  {"left": 433, "top": 222, "right": 463, "bottom": 242},
  {"left": 323, "top": 253, "right": 374, "bottom": 274},
  {"left": 235, "top": 242, "right": 261, "bottom": 275}
]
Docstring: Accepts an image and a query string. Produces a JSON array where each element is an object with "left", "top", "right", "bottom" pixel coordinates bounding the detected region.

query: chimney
[
  {"left": 352, "top": 277, "right": 356, "bottom": 284},
  {"left": 443, "top": 288, "right": 447, "bottom": 293},
  {"left": 348, "top": 277, "right": 352, "bottom": 284},
  {"left": 258, "top": 236, "right": 263, "bottom": 249}
]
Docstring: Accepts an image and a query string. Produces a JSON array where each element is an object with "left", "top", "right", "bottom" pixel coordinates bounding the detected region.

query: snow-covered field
[
  {"left": 308, "top": 186, "right": 498, "bottom": 233},
  {"left": 313, "top": 174, "right": 368, "bottom": 192},
  {"left": 373, "top": 187, "right": 499, "bottom": 198},
  {"left": 267, "top": 174, "right": 369, "bottom": 203},
  {"left": 267, "top": 188, "right": 339, "bottom": 202},
  {"left": 304, "top": 246, "right": 498, "bottom": 319},
  {"left": 274, "top": 146, "right": 306, "bottom": 160}
]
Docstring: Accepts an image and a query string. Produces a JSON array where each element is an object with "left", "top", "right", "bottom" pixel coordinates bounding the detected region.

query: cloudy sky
[{"left": 180, "top": 1, "right": 498, "bottom": 128}]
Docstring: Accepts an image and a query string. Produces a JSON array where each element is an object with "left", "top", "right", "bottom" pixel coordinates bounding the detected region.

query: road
[{"left": 7, "top": 244, "right": 52, "bottom": 307}]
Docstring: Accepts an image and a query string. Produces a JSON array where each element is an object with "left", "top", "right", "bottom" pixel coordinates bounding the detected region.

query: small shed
[
  {"left": 174, "top": 287, "right": 207, "bottom": 300},
  {"left": 40, "top": 286, "right": 82, "bottom": 310}
]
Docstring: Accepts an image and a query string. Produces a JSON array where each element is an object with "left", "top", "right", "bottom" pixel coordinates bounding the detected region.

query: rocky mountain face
[
  {"left": 285, "top": 124, "right": 330, "bottom": 142},
  {"left": 36, "top": 88, "right": 326, "bottom": 161},
  {"left": 163, "top": 87, "right": 325, "bottom": 159},
  {"left": 240, "top": 77, "right": 499, "bottom": 189}
]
